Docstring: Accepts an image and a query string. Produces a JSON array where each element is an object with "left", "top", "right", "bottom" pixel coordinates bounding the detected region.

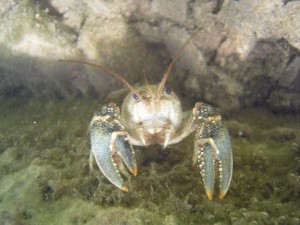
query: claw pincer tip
[
  {"left": 219, "top": 191, "right": 226, "bottom": 200},
  {"left": 121, "top": 186, "right": 129, "bottom": 192},
  {"left": 132, "top": 166, "right": 138, "bottom": 176},
  {"left": 206, "top": 191, "right": 213, "bottom": 200}
]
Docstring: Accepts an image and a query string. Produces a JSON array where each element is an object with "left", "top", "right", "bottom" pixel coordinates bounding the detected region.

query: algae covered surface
[{"left": 0, "top": 97, "right": 299, "bottom": 225}]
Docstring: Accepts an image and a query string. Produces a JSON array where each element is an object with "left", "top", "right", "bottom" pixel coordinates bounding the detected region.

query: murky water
[
  {"left": 0, "top": 0, "right": 299, "bottom": 224},
  {"left": 0, "top": 97, "right": 299, "bottom": 225}
]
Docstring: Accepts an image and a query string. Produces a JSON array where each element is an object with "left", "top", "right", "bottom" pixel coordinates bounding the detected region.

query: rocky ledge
[{"left": 0, "top": 0, "right": 299, "bottom": 112}]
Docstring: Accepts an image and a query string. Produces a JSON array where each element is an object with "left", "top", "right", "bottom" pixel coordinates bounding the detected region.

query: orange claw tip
[
  {"left": 132, "top": 166, "right": 138, "bottom": 176},
  {"left": 121, "top": 186, "right": 129, "bottom": 192},
  {"left": 206, "top": 191, "right": 213, "bottom": 200},
  {"left": 208, "top": 115, "right": 222, "bottom": 122},
  {"left": 219, "top": 191, "right": 227, "bottom": 200}
]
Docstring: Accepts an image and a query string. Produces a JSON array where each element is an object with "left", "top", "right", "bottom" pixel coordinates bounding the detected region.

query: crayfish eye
[
  {"left": 132, "top": 93, "right": 139, "bottom": 100},
  {"left": 165, "top": 86, "right": 172, "bottom": 95}
]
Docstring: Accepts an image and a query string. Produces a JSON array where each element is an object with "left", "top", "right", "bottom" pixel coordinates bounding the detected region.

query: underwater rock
[
  {"left": 126, "top": 0, "right": 300, "bottom": 111},
  {"left": 0, "top": 0, "right": 299, "bottom": 112},
  {"left": 0, "top": 0, "right": 165, "bottom": 98},
  {"left": 151, "top": 0, "right": 188, "bottom": 23},
  {"left": 268, "top": 89, "right": 300, "bottom": 113}
]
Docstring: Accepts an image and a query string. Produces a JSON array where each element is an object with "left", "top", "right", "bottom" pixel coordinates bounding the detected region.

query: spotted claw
[
  {"left": 90, "top": 103, "right": 137, "bottom": 192},
  {"left": 193, "top": 103, "right": 233, "bottom": 200}
]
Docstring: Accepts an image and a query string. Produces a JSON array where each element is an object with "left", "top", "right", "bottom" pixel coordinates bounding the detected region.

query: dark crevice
[
  {"left": 212, "top": 0, "right": 225, "bottom": 14},
  {"left": 282, "top": 0, "right": 297, "bottom": 6}
]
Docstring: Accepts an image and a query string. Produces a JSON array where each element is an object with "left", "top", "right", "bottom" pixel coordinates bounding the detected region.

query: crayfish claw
[
  {"left": 194, "top": 103, "right": 233, "bottom": 200},
  {"left": 194, "top": 138, "right": 216, "bottom": 200},
  {"left": 215, "top": 126, "right": 233, "bottom": 199},
  {"left": 115, "top": 132, "right": 137, "bottom": 177},
  {"left": 90, "top": 103, "right": 137, "bottom": 191}
]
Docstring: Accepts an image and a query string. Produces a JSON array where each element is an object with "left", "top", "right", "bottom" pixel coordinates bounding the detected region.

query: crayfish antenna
[
  {"left": 156, "top": 32, "right": 199, "bottom": 99},
  {"left": 59, "top": 59, "right": 142, "bottom": 99},
  {"left": 143, "top": 70, "right": 154, "bottom": 98}
]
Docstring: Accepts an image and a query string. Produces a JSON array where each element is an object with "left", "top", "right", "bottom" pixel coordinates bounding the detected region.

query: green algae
[{"left": 0, "top": 97, "right": 299, "bottom": 225}]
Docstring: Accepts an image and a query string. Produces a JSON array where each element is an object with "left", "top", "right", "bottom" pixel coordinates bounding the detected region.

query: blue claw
[
  {"left": 194, "top": 103, "right": 233, "bottom": 199},
  {"left": 194, "top": 140, "right": 215, "bottom": 200},
  {"left": 214, "top": 125, "right": 233, "bottom": 199},
  {"left": 90, "top": 103, "right": 137, "bottom": 192}
]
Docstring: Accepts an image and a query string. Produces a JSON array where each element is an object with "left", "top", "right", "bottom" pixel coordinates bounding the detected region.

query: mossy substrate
[{"left": 0, "top": 97, "right": 299, "bottom": 225}]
